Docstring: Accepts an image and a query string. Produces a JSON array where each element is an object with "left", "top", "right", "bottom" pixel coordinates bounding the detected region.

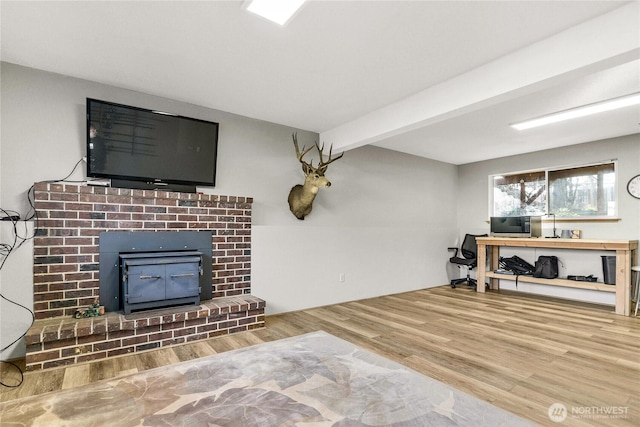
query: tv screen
[{"left": 86, "top": 98, "right": 219, "bottom": 191}]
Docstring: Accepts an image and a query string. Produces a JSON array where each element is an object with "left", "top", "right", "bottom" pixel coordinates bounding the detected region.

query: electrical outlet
[{"left": 339, "top": 273, "right": 345, "bottom": 282}]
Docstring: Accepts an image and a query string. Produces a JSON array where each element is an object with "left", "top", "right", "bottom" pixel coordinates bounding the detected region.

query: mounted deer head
[{"left": 287, "top": 133, "right": 344, "bottom": 220}]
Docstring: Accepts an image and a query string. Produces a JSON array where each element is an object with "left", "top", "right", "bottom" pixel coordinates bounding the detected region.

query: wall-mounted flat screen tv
[{"left": 86, "top": 98, "right": 219, "bottom": 192}]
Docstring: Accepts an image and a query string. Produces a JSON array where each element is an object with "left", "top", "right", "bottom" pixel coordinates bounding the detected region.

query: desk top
[{"left": 476, "top": 236, "right": 638, "bottom": 250}]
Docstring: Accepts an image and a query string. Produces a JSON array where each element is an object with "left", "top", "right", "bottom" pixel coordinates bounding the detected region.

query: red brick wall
[{"left": 33, "top": 182, "right": 253, "bottom": 319}]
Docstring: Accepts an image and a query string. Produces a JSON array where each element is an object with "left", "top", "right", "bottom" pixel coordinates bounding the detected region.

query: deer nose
[{"left": 326, "top": 181, "right": 331, "bottom": 187}]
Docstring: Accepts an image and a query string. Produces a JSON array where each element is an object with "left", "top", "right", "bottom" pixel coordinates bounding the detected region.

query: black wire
[
  {"left": 51, "top": 157, "right": 85, "bottom": 183},
  {"left": 0, "top": 210, "right": 34, "bottom": 388},
  {"left": 0, "top": 157, "right": 86, "bottom": 387},
  {"left": 0, "top": 304, "right": 35, "bottom": 351},
  {"left": 24, "top": 157, "right": 85, "bottom": 222},
  {"left": 0, "top": 360, "right": 24, "bottom": 388}
]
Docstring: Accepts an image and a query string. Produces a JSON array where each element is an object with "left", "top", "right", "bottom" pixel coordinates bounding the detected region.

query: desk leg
[
  {"left": 489, "top": 246, "right": 499, "bottom": 290},
  {"left": 615, "top": 249, "right": 631, "bottom": 316},
  {"left": 477, "top": 244, "right": 486, "bottom": 293}
]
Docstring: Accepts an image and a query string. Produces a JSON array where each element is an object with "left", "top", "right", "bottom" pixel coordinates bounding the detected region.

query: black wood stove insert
[
  {"left": 120, "top": 251, "right": 203, "bottom": 314},
  {"left": 99, "top": 231, "right": 213, "bottom": 313}
]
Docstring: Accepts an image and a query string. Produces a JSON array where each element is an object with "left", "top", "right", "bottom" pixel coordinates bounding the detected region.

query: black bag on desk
[{"left": 533, "top": 255, "right": 559, "bottom": 279}]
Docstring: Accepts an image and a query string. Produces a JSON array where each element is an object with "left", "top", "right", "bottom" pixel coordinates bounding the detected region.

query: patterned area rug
[{"left": 0, "top": 331, "right": 533, "bottom": 426}]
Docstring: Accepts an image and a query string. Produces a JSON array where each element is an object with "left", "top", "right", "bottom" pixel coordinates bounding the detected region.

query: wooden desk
[{"left": 476, "top": 237, "right": 638, "bottom": 316}]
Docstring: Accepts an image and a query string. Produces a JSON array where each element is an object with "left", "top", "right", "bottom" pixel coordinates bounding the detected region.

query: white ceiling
[{"left": 1, "top": 1, "right": 638, "bottom": 165}]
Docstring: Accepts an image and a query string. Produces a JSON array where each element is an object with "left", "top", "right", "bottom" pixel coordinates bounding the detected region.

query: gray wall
[
  {"left": 3, "top": 62, "right": 636, "bottom": 360},
  {"left": 0, "top": 63, "right": 459, "bottom": 358},
  {"left": 457, "top": 135, "right": 640, "bottom": 302}
]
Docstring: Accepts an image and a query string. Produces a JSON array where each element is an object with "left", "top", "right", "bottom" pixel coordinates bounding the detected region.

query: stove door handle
[{"left": 170, "top": 273, "right": 195, "bottom": 278}]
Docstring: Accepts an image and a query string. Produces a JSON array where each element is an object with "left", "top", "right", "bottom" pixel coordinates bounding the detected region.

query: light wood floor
[{"left": 1, "top": 286, "right": 638, "bottom": 426}]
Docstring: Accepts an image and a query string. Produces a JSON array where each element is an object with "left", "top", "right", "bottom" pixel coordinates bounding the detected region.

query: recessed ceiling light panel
[
  {"left": 244, "top": 0, "right": 307, "bottom": 26},
  {"left": 511, "top": 93, "right": 640, "bottom": 130}
]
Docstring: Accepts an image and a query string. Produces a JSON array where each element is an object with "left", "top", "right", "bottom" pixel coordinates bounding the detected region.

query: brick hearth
[
  {"left": 25, "top": 182, "right": 265, "bottom": 371},
  {"left": 25, "top": 296, "right": 265, "bottom": 370}
]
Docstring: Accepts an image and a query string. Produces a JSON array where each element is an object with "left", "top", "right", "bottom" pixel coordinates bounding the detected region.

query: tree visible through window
[
  {"left": 493, "top": 171, "right": 546, "bottom": 216},
  {"left": 549, "top": 164, "right": 615, "bottom": 217},
  {"left": 491, "top": 162, "right": 616, "bottom": 218}
]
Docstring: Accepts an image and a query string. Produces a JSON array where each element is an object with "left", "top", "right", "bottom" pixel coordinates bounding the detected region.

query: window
[
  {"left": 492, "top": 171, "right": 546, "bottom": 216},
  {"left": 491, "top": 162, "right": 616, "bottom": 219}
]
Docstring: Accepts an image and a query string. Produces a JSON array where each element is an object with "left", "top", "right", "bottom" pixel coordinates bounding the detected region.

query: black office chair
[{"left": 448, "top": 234, "right": 487, "bottom": 290}]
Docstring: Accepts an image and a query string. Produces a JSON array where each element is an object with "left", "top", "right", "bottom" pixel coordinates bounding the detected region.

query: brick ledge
[{"left": 25, "top": 296, "right": 265, "bottom": 371}]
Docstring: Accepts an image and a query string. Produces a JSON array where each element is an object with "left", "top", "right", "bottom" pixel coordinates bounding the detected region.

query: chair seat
[{"left": 449, "top": 256, "right": 476, "bottom": 267}]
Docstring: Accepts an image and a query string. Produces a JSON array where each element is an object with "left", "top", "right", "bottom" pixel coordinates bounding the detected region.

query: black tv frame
[{"left": 86, "top": 98, "right": 219, "bottom": 193}]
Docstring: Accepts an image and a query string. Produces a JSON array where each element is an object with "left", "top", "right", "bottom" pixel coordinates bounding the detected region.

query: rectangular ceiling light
[
  {"left": 511, "top": 93, "right": 640, "bottom": 131},
  {"left": 245, "top": 0, "right": 306, "bottom": 26}
]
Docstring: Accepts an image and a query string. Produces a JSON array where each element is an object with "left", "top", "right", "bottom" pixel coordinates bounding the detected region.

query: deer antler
[
  {"left": 292, "top": 133, "right": 314, "bottom": 173},
  {"left": 315, "top": 142, "right": 344, "bottom": 175}
]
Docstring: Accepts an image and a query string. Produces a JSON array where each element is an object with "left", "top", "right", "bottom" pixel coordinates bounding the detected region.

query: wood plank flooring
[{"left": 1, "top": 286, "right": 638, "bottom": 426}]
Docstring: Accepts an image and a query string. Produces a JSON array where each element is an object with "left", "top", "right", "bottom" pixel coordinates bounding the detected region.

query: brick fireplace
[{"left": 25, "top": 182, "right": 265, "bottom": 371}]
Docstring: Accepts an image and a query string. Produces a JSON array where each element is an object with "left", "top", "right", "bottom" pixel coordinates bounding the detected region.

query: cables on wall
[
  {"left": 0, "top": 207, "right": 35, "bottom": 387},
  {"left": 1, "top": 158, "right": 86, "bottom": 387}
]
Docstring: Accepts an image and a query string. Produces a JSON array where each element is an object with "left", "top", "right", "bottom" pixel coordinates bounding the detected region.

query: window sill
[
  {"left": 485, "top": 217, "right": 621, "bottom": 223},
  {"left": 543, "top": 217, "right": 621, "bottom": 223}
]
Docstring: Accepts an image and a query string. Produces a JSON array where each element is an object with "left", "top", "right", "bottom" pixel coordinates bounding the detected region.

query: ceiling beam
[{"left": 320, "top": 2, "right": 640, "bottom": 153}]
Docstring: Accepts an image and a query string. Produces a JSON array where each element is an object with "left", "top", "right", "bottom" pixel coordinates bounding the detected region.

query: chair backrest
[{"left": 460, "top": 234, "right": 487, "bottom": 259}]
